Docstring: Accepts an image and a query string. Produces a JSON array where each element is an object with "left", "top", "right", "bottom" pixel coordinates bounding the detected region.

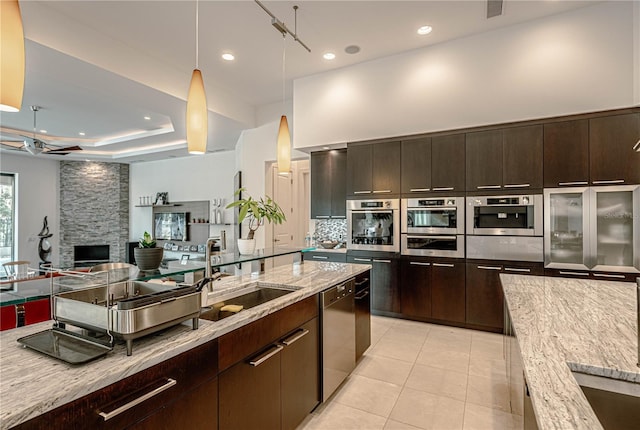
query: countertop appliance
[
  {"left": 401, "top": 197, "right": 465, "bottom": 258},
  {"left": 544, "top": 185, "right": 640, "bottom": 273},
  {"left": 347, "top": 199, "right": 400, "bottom": 252},
  {"left": 354, "top": 274, "right": 371, "bottom": 361},
  {"left": 320, "top": 278, "right": 355, "bottom": 402}
]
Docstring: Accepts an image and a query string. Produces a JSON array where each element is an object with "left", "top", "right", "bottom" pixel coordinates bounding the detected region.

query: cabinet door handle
[
  {"left": 315, "top": 215, "right": 330, "bottom": 219},
  {"left": 432, "top": 263, "right": 454, "bottom": 268},
  {"left": 98, "top": 378, "right": 177, "bottom": 421},
  {"left": 592, "top": 179, "right": 625, "bottom": 185},
  {"left": 355, "top": 290, "right": 370, "bottom": 300},
  {"left": 409, "top": 261, "right": 431, "bottom": 266},
  {"left": 353, "top": 191, "right": 372, "bottom": 194},
  {"left": 478, "top": 265, "right": 502, "bottom": 270},
  {"left": 477, "top": 185, "right": 501, "bottom": 189},
  {"left": 373, "top": 190, "right": 392, "bottom": 193},
  {"left": 372, "top": 259, "right": 391, "bottom": 263},
  {"left": 409, "top": 188, "right": 430, "bottom": 192},
  {"left": 593, "top": 273, "right": 626, "bottom": 279},
  {"left": 505, "top": 267, "right": 531, "bottom": 273},
  {"left": 353, "top": 258, "right": 371, "bottom": 262},
  {"left": 559, "top": 271, "right": 589, "bottom": 277},
  {"left": 558, "top": 181, "right": 588, "bottom": 186},
  {"left": 432, "top": 187, "right": 454, "bottom": 191},
  {"left": 249, "top": 344, "right": 283, "bottom": 366},
  {"left": 504, "top": 184, "right": 530, "bottom": 188},
  {"left": 355, "top": 278, "right": 370, "bottom": 286},
  {"left": 331, "top": 216, "right": 346, "bottom": 219},
  {"left": 281, "top": 328, "right": 309, "bottom": 346},
  {"left": 312, "top": 255, "right": 329, "bottom": 260}
]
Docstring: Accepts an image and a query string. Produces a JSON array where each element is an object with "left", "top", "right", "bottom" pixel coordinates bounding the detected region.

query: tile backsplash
[{"left": 313, "top": 219, "right": 347, "bottom": 243}]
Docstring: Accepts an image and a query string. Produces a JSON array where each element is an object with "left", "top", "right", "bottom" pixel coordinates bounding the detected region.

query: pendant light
[
  {"left": 0, "top": 0, "right": 25, "bottom": 112},
  {"left": 277, "top": 33, "right": 291, "bottom": 174},
  {"left": 186, "top": 0, "right": 207, "bottom": 154}
]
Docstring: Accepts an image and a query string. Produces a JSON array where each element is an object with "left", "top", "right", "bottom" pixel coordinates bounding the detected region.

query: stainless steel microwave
[
  {"left": 466, "top": 194, "right": 543, "bottom": 236},
  {"left": 401, "top": 197, "right": 464, "bottom": 235}
]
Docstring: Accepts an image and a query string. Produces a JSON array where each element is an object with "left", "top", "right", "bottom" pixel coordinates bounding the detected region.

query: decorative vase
[
  {"left": 133, "top": 247, "right": 164, "bottom": 271},
  {"left": 237, "top": 238, "right": 256, "bottom": 255}
]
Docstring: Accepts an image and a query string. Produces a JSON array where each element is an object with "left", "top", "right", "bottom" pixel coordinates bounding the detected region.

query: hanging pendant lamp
[
  {"left": 186, "top": 0, "right": 207, "bottom": 154},
  {"left": 277, "top": 33, "right": 291, "bottom": 174},
  {"left": 0, "top": 0, "right": 25, "bottom": 112}
]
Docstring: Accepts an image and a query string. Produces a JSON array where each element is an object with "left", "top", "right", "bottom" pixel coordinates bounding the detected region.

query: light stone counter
[
  {"left": 501, "top": 274, "right": 639, "bottom": 430},
  {"left": 0, "top": 261, "right": 370, "bottom": 429}
]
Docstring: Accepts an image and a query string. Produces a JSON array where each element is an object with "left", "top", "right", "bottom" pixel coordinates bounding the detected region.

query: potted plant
[
  {"left": 133, "top": 231, "right": 164, "bottom": 271},
  {"left": 226, "top": 188, "right": 287, "bottom": 254}
]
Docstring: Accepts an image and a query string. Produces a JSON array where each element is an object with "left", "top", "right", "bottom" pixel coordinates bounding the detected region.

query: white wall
[
  {"left": 129, "top": 151, "right": 237, "bottom": 243},
  {"left": 0, "top": 153, "right": 59, "bottom": 267},
  {"left": 293, "top": 1, "right": 637, "bottom": 149}
]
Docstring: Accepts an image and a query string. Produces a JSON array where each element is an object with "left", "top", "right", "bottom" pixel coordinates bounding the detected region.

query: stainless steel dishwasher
[{"left": 320, "top": 278, "right": 355, "bottom": 402}]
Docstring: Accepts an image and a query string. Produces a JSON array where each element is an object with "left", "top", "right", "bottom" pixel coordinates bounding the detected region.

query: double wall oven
[
  {"left": 347, "top": 199, "right": 400, "bottom": 252},
  {"left": 401, "top": 197, "right": 465, "bottom": 258}
]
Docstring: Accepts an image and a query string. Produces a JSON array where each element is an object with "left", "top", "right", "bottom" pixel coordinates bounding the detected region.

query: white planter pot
[{"left": 237, "top": 238, "right": 256, "bottom": 255}]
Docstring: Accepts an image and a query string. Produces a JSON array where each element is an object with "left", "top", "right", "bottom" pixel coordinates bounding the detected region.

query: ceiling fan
[{"left": 0, "top": 106, "right": 83, "bottom": 156}]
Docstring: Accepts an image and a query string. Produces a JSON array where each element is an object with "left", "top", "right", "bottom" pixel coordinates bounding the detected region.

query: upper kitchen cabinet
[
  {"left": 311, "top": 149, "right": 347, "bottom": 219},
  {"left": 401, "top": 134, "right": 465, "bottom": 194},
  {"left": 589, "top": 113, "right": 640, "bottom": 185},
  {"left": 347, "top": 141, "right": 401, "bottom": 197},
  {"left": 466, "top": 126, "right": 543, "bottom": 192},
  {"left": 543, "top": 119, "right": 590, "bottom": 187}
]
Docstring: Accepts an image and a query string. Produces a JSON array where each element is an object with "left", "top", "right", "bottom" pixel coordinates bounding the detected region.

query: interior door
[{"left": 272, "top": 166, "right": 294, "bottom": 249}]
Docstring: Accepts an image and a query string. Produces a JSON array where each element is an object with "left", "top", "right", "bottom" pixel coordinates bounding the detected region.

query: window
[{"left": 0, "top": 173, "right": 16, "bottom": 267}]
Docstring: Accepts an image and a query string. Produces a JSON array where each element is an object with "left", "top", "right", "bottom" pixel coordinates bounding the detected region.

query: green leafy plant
[
  {"left": 226, "top": 188, "right": 287, "bottom": 239},
  {"left": 138, "top": 231, "right": 157, "bottom": 248}
]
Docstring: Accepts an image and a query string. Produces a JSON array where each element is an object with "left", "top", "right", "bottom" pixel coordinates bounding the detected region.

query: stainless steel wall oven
[
  {"left": 401, "top": 197, "right": 465, "bottom": 258},
  {"left": 466, "top": 194, "right": 543, "bottom": 236},
  {"left": 347, "top": 199, "right": 400, "bottom": 252}
]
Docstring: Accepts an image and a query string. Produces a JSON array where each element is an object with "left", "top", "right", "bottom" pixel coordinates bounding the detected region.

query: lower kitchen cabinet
[
  {"left": 466, "top": 261, "right": 543, "bottom": 332},
  {"left": 218, "top": 296, "right": 319, "bottom": 430},
  {"left": 544, "top": 268, "right": 638, "bottom": 283},
  {"left": 13, "top": 340, "right": 219, "bottom": 430},
  {"left": 399, "top": 257, "right": 432, "bottom": 320},
  {"left": 354, "top": 271, "right": 371, "bottom": 360},
  {"left": 304, "top": 250, "right": 347, "bottom": 263},
  {"left": 431, "top": 259, "right": 466, "bottom": 324},
  {"left": 347, "top": 253, "right": 400, "bottom": 316}
]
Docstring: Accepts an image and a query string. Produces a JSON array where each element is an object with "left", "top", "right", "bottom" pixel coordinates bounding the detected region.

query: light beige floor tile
[
  {"left": 369, "top": 337, "right": 423, "bottom": 363},
  {"left": 392, "top": 318, "right": 433, "bottom": 334},
  {"left": 389, "top": 387, "right": 465, "bottom": 430},
  {"left": 299, "top": 401, "right": 387, "bottom": 430},
  {"left": 466, "top": 373, "right": 511, "bottom": 413},
  {"left": 332, "top": 374, "right": 402, "bottom": 418},
  {"left": 470, "top": 339, "right": 504, "bottom": 361},
  {"left": 381, "top": 326, "right": 428, "bottom": 345},
  {"left": 462, "top": 403, "right": 523, "bottom": 430},
  {"left": 405, "top": 363, "right": 468, "bottom": 401},
  {"left": 428, "top": 325, "right": 473, "bottom": 342},
  {"left": 416, "top": 347, "right": 470, "bottom": 373},
  {"left": 471, "top": 330, "right": 504, "bottom": 344},
  {"left": 354, "top": 354, "right": 413, "bottom": 386},
  {"left": 384, "top": 419, "right": 424, "bottom": 430},
  {"left": 468, "top": 356, "right": 508, "bottom": 379},
  {"left": 423, "top": 337, "right": 471, "bottom": 354}
]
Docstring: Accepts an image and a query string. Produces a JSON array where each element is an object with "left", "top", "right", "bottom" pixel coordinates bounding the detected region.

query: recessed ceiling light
[
  {"left": 323, "top": 52, "right": 336, "bottom": 60},
  {"left": 417, "top": 25, "right": 433, "bottom": 35},
  {"left": 39, "top": 129, "right": 47, "bottom": 133},
  {"left": 345, "top": 45, "right": 360, "bottom": 55},
  {"left": 222, "top": 53, "right": 235, "bottom": 61},
  {"left": 144, "top": 116, "right": 151, "bottom": 120},
  {"left": 79, "top": 132, "right": 86, "bottom": 136}
]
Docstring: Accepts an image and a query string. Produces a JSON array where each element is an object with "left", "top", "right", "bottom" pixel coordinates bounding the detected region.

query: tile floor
[{"left": 298, "top": 316, "right": 523, "bottom": 430}]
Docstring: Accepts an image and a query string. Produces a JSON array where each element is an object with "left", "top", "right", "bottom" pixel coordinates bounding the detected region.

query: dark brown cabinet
[
  {"left": 347, "top": 142, "right": 401, "bottom": 196},
  {"left": 401, "top": 134, "right": 465, "bottom": 194},
  {"left": 347, "top": 252, "right": 400, "bottom": 315},
  {"left": 430, "top": 260, "right": 466, "bottom": 324},
  {"left": 466, "top": 126, "right": 543, "bottom": 192},
  {"left": 311, "top": 150, "right": 347, "bottom": 219},
  {"left": 218, "top": 296, "right": 319, "bottom": 430},
  {"left": 466, "top": 261, "right": 543, "bottom": 332},
  {"left": 543, "top": 119, "right": 590, "bottom": 187},
  {"left": 399, "top": 257, "right": 432, "bottom": 319},
  {"left": 589, "top": 113, "right": 640, "bottom": 185},
  {"left": 14, "top": 340, "right": 219, "bottom": 430},
  {"left": 354, "top": 271, "right": 371, "bottom": 361},
  {"left": 304, "top": 251, "right": 347, "bottom": 263}
]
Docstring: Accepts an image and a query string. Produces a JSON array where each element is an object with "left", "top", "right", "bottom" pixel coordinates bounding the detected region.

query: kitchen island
[
  {"left": 0, "top": 260, "right": 370, "bottom": 429},
  {"left": 501, "top": 274, "right": 639, "bottom": 430}
]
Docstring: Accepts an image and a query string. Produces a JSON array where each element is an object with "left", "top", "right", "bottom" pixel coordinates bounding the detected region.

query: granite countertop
[
  {"left": 0, "top": 261, "right": 370, "bottom": 428},
  {"left": 500, "top": 274, "right": 639, "bottom": 430}
]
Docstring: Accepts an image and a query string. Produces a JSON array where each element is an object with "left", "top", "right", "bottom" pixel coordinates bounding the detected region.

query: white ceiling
[{"left": 0, "top": 0, "right": 597, "bottom": 163}]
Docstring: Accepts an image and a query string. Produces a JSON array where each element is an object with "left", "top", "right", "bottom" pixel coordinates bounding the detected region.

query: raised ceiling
[{"left": 0, "top": 1, "right": 596, "bottom": 163}]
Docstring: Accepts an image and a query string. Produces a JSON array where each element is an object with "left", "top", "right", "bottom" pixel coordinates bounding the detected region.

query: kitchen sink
[
  {"left": 572, "top": 372, "right": 640, "bottom": 430},
  {"left": 200, "top": 284, "right": 295, "bottom": 322}
]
